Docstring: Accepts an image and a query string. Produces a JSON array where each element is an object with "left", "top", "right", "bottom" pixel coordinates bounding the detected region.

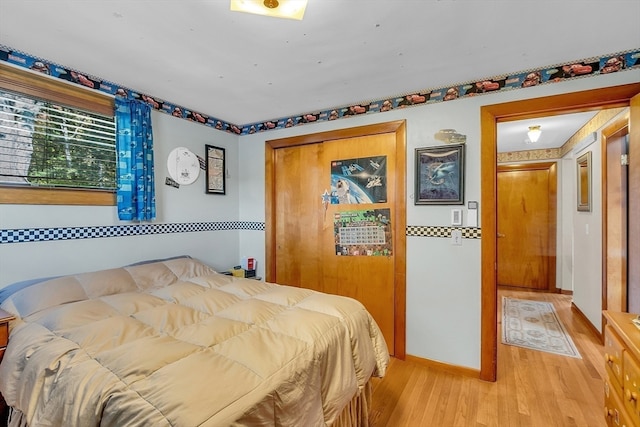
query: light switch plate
[{"left": 451, "top": 209, "right": 462, "bottom": 226}]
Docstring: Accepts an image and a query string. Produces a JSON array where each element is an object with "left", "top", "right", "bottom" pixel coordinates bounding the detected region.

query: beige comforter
[{"left": 0, "top": 258, "right": 389, "bottom": 426}]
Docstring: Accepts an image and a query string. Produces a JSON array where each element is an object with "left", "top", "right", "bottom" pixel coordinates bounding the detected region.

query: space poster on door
[
  {"left": 334, "top": 208, "right": 392, "bottom": 256},
  {"left": 330, "top": 156, "right": 387, "bottom": 204}
]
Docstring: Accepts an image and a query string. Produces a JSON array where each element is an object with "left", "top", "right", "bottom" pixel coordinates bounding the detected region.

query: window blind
[{"left": 0, "top": 88, "right": 116, "bottom": 190}]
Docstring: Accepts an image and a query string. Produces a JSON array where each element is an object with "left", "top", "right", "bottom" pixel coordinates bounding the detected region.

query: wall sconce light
[
  {"left": 230, "top": 0, "right": 308, "bottom": 20},
  {"left": 527, "top": 125, "right": 542, "bottom": 143}
]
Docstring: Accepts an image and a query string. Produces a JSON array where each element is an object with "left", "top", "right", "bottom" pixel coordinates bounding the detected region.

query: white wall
[
  {"left": 238, "top": 69, "right": 640, "bottom": 369},
  {"left": 0, "top": 110, "right": 241, "bottom": 286},
  {"left": 560, "top": 156, "right": 575, "bottom": 292},
  {"left": 153, "top": 112, "right": 240, "bottom": 224},
  {"left": 571, "top": 138, "right": 603, "bottom": 329}
]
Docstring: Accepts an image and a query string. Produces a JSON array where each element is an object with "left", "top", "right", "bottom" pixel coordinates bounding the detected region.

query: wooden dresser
[
  {"left": 603, "top": 310, "right": 640, "bottom": 427},
  {"left": 0, "top": 308, "right": 15, "bottom": 424}
]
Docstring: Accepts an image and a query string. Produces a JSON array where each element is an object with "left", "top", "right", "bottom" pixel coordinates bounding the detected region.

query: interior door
[
  {"left": 603, "top": 120, "right": 629, "bottom": 312},
  {"left": 272, "top": 132, "right": 398, "bottom": 353},
  {"left": 497, "top": 163, "right": 557, "bottom": 291},
  {"left": 273, "top": 143, "right": 324, "bottom": 290},
  {"left": 628, "top": 93, "right": 640, "bottom": 313},
  {"left": 321, "top": 135, "right": 396, "bottom": 348}
]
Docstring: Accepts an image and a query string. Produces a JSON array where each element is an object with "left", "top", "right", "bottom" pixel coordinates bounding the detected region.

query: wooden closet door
[
  {"left": 273, "top": 143, "right": 325, "bottom": 291},
  {"left": 273, "top": 133, "right": 397, "bottom": 353}
]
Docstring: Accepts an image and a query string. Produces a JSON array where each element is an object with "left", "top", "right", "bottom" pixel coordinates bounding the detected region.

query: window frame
[{"left": 0, "top": 62, "right": 116, "bottom": 205}]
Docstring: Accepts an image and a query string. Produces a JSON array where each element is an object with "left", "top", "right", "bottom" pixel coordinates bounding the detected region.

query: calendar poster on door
[{"left": 333, "top": 208, "right": 392, "bottom": 256}]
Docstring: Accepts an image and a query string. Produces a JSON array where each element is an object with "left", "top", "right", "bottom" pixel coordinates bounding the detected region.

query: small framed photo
[
  {"left": 205, "top": 144, "right": 225, "bottom": 195},
  {"left": 415, "top": 144, "right": 465, "bottom": 205}
]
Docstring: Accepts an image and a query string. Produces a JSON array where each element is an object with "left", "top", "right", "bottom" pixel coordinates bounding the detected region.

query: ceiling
[
  {"left": 497, "top": 111, "right": 600, "bottom": 153},
  {"left": 0, "top": 0, "right": 638, "bottom": 145}
]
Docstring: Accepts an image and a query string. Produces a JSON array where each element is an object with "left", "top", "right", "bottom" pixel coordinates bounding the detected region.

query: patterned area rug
[{"left": 502, "top": 297, "right": 581, "bottom": 359}]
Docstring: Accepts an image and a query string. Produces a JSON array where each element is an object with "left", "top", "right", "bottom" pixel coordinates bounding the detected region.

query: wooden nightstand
[{"left": 0, "top": 308, "right": 15, "bottom": 426}]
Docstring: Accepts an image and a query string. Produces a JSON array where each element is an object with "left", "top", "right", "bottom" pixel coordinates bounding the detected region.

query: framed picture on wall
[
  {"left": 415, "top": 144, "right": 465, "bottom": 205},
  {"left": 576, "top": 151, "right": 591, "bottom": 211},
  {"left": 205, "top": 144, "right": 225, "bottom": 195}
]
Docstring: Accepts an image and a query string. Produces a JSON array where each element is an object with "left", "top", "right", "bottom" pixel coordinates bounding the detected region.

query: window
[
  {"left": 0, "top": 62, "right": 116, "bottom": 205},
  {"left": 0, "top": 89, "right": 116, "bottom": 189}
]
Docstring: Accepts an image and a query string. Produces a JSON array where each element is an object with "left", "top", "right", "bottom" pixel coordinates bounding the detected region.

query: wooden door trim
[
  {"left": 266, "top": 121, "right": 406, "bottom": 149},
  {"left": 629, "top": 94, "right": 640, "bottom": 313},
  {"left": 497, "top": 162, "right": 558, "bottom": 293},
  {"left": 497, "top": 162, "right": 555, "bottom": 172},
  {"left": 265, "top": 120, "right": 407, "bottom": 359},
  {"left": 601, "top": 117, "right": 629, "bottom": 316},
  {"left": 481, "top": 83, "right": 640, "bottom": 382}
]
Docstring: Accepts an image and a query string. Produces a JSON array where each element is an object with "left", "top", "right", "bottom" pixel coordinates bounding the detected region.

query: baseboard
[
  {"left": 560, "top": 289, "right": 574, "bottom": 295},
  {"left": 497, "top": 285, "right": 556, "bottom": 293},
  {"left": 405, "top": 354, "right": 481, "bottom": 379},
  {"left": 570, "top": 301, "right": 602, "bottom": 341}
]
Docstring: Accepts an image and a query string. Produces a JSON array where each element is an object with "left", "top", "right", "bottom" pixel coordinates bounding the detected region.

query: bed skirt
[
  {"left": 7, "top": 380, "right": 373, "bottom": 427},
  {"left": 7, "top": 380, "right": 372, "bottom": 427},
  {"left": 330, "top": 380, "right": 372, "bottom": 427}
]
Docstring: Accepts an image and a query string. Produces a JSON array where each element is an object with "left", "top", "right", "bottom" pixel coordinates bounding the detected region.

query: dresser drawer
[
  {"left": 606, "top": 325, "right": 626, "bottom": 388},
  {"left": 623, "top": 351, "right": 640, "bottom": 426},
  {"left": 606, "top": 376, "right": 635, "bottom": 427}
]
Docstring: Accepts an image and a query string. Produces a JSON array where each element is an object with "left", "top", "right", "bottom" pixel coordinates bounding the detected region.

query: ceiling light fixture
[
  {"left": 230, "top": 0, "right": 307, "bottom": 20},
  {"left": 527, "top": 125, "right": 542, "bottom": 143}
]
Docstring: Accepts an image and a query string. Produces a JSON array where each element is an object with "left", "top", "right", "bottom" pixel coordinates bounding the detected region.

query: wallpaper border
[
  {"left": 406, "top": 226, "right": 481, "bottom": 239},
  {"left": 1, "top": 222, "right": 480, "bottom": 244},
  {"left": 0, "top": 221, "right": 264, "bottom": 244},
  {"left": 1, "top": 44, "right": 638, "bottom": 137}
]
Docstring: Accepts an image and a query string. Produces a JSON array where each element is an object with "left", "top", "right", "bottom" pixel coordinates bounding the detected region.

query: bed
[{"left": 0, "top": 257, "right": 389, "bottom": 426}]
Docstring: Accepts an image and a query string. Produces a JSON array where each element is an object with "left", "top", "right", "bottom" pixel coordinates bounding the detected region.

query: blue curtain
[{"left": 115, "top": 97, "right": 156, "bottom": 221}]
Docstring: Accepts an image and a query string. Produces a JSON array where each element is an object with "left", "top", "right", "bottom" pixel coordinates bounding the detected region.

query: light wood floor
[{"left": 369, "top": 289, "right": 607, "bottom": 427}]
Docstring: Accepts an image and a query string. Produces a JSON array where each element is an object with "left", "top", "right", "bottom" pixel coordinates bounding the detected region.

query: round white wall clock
[{"left": 167, "top": 147, "right": 200, "bottom": 185}]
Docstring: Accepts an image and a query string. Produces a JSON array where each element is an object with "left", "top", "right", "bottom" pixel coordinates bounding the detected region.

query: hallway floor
[{"left": 368, "top": 288, "right": 606, "bottom": 426}]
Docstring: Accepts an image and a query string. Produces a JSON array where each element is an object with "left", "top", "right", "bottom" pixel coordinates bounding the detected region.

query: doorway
[
  {"left": 602, "top": 117, "right": 630, "bottom": 314},
  {"left": 265, "top": 120, "right": 407, "bottom": 358},
  {"left": 479, "top": 83, "right": 640, "bottom": 381}
]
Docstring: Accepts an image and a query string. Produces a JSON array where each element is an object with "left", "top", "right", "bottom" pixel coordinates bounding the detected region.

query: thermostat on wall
[{"left": 467, "top": 201, "right": 478, "bottom": 227}]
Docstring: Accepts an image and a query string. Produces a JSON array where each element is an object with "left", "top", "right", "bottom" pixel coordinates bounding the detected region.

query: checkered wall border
[
  {"left": 0, "top": 221, "right": 265, "bottom": 244},
  {"left": 406, "top": 226, "right": 482, "bottom": 239},
  {"left": 1, "top": 222, "right": 481, "bottom": 244}
]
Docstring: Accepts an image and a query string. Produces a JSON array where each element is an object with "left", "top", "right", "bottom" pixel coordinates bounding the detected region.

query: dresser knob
[
  {"left": 605, "top": 353, "right": 614, "bottom": 363},
  {"left": 605, "top": 406, "right": 615, "bottom": 418},
  {"left": 625, "top": 389, "right": 638, "bottom": 402}
]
